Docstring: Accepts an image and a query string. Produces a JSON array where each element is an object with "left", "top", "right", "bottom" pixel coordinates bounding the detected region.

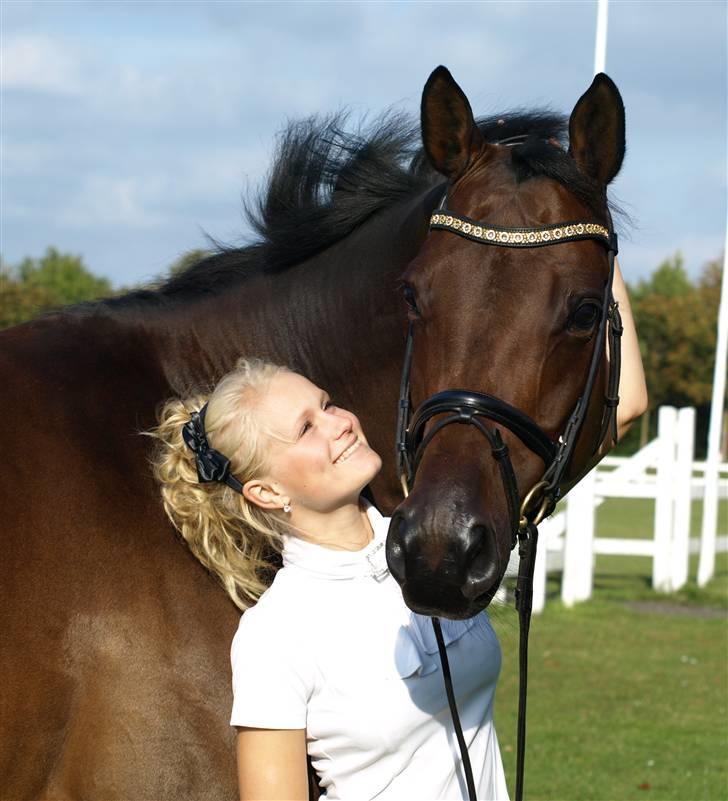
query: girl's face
[{"left": 251, "top": 372, "right": 382, "bottom": 513}]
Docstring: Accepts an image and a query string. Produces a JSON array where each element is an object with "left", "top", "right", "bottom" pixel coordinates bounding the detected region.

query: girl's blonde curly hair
[{"left": 145, "top": 356, "right": 292, "bottom": 611}]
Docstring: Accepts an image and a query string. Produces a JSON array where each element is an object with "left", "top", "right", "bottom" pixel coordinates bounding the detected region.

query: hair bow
[{"left": 182, "top": 404, "right": 243, "bottom": 494}]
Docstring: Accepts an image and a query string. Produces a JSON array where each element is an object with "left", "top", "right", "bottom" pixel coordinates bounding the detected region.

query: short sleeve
[{"left": 229, "top": 602, "right": 312, "bottom": 730}]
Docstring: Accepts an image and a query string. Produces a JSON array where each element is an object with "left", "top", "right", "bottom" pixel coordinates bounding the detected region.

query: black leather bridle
[{"left": 394, "top": 193, "right": 622, "bottom": 801}]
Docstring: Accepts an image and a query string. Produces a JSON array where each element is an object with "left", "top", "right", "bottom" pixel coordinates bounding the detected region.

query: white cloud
[
  {"left": 183, "top": 144, "right": 271, "bottom": 199},
  {"left": 115, "top": 63, "right": 174, "bottom": 113},
  {"left": 58, "top": 174, "right": 169, "bottom": 229},
  {"left": 1, "top": 34, "right": 84, "bottom": 95},
  {"left": 708, "top": 157, "right": 727, "bottom": 186},
  {"left": 1, "top": 136, "right": 59, "bottom": 176}
]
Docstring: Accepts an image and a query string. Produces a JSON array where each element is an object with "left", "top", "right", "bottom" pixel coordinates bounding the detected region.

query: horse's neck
[{"left": 151, "top": 189, "right": 436, "bottom": 395}]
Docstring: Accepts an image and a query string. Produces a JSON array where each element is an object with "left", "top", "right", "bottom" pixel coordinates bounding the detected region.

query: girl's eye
[{"left": 299, "top": 400, "right": 337, "bottom": 437}]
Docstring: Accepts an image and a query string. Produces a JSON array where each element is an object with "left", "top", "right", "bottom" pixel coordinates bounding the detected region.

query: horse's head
[{"left": 386, "top": 67, "right": 625, "bottom": 619}]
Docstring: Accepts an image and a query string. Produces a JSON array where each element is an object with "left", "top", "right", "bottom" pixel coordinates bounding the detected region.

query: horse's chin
[{"left": 400, "top": 582, "right": 498, "bottom": 620}]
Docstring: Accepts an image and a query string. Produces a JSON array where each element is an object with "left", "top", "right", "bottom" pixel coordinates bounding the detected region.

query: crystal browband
[{"left": 430, "top": 212, "right": 611, "bottom": 249}]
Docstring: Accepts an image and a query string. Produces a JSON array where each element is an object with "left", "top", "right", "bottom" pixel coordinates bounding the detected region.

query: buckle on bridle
[{"left": 519, "top": 480, "right": 554, "bottom": 533}]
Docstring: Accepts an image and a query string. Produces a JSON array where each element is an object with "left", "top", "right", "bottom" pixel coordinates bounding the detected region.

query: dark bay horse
[{"left": 0, "top": 67, "right": 623, "bottom": 799}]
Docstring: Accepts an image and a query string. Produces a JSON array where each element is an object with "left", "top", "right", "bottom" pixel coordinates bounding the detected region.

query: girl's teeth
[{"left": 336, "top": 439, "right": 361, "bottom": 463}]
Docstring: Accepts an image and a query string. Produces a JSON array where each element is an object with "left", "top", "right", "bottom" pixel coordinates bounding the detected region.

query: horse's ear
[
  {"left": 421, "top": 66, "right": 485, "bottom": 179},
  {"left": 568, "top": 73, "right": 625, "bottom": 186}
]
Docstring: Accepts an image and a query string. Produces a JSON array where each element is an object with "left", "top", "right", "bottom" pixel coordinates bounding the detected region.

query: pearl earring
[{"left": 283, "top": 503, "right": 291, "bottom": 513}]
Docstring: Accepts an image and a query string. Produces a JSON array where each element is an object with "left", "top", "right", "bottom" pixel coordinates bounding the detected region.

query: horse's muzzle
[{"left": 386, "top": 513, "right": 504, "bottom": 618}]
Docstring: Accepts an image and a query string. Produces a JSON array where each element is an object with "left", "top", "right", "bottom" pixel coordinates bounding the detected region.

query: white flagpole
[
  {"left": 594, "top": 0, "right": 609, "bottom": 75},
  {"left": 697, "top": 215, "right": 728, "bottom": 586}
]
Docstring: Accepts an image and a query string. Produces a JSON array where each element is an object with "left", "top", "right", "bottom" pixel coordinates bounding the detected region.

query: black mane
[
  {"left": 62, "top": 107, "right": 614, "bottom": 316},
  {"left": 240, "top": 109, "right": 582, "bottom": 275},
  {"left": 242, "top": 112, "right": 431, "bottom": 274}
]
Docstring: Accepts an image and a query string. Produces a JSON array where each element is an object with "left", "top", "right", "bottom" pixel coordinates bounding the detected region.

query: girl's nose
[{"left": 329, "top": 410, "right": 353, "bottom": 437}]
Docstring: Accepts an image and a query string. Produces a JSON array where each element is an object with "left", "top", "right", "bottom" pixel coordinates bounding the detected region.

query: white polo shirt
[{"left": 230, "top": 497, "right": 509, "bottom": 801}]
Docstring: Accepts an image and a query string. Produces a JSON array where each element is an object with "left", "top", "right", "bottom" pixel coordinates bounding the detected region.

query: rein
[{"left": 395, "top": 195, "right": 621, "bottom": 801}]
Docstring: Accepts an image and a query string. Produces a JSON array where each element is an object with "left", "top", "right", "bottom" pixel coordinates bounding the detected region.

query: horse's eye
[
  {"left": 403, "top": 285, "right": 419, "bottom": 314},
  {"left": 570, "top": 301, "right": 601, "bottom": 332}
]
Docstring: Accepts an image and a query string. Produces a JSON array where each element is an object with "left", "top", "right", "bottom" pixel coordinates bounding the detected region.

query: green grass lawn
[{"left": 488, "top": 498, "right": 728, "bottom": 801}]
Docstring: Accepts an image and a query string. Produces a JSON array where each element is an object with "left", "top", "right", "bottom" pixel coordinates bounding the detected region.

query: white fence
[{"left": 501, "top": 406, "right": 728, "bottom": 613}]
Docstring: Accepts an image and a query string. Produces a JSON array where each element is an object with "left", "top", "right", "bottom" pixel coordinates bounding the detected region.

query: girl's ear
[{"left": 242, "top": 479, "right": 288, "bottom": 511}]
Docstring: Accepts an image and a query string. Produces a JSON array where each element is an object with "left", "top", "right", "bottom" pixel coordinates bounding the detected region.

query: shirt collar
[{"left": 281, "top": 496, "right": 390, "bottom": 581}]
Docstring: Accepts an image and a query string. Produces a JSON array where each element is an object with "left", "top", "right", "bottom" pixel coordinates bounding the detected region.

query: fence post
[
  {"left": 653, "top": 406, "right": 677, "bottom": 591},
  {"left": 699, "top": 226, "right": 728, "bottom": 585},
  {"left": 698, "top": 459, "right": 721, "bottom": 586},
  {"left": 671, "top": 407, "right": 695, "bottom": 590},
  {"left": 562, "top": 468, "right": 596, "bottom": 606}
]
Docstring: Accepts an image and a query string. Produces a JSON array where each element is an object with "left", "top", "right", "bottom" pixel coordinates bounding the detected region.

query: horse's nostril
[
  {"left": 461, "top": 525, "right": 500, "bottom": 600},
  {"left": 386, "top": 515, "right": 408, "bottom": 584}
]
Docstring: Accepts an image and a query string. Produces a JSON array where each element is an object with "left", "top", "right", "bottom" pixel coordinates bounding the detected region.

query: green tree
[
  {"left": 166, "top": 248, "right": 210, "bottom": 278},
  {"left": 629, "top": 252, "right": 717, "bottom": 409},
  {"left": 630, "top": 252, "right": 692, "bottom": 302},
  {"left": 17, "top": 247, "right": 112, "bottom": 306},
  {"left": 116, "top": 249, "right": 211, "bottom": 294},
  {"left": 0, "top": 274, "right": 60, "bottom": 328},
  {"left": 0, "top": 248, "right": 113, "bottom": 330},
  {"left": 629, "top": 252, "right": 725, "bottom": 456}
]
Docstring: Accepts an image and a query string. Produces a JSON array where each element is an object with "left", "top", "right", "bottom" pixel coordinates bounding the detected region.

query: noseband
[{"left": 394, "top": 193, "right": 622, "bottom": 801}]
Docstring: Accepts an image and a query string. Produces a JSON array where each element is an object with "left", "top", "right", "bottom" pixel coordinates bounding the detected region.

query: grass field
[{"left": 489, "top": 498, "right": 728, "bottom": 801}]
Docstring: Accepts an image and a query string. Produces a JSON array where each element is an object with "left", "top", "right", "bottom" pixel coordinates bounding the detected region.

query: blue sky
[{"left": 1, "top": 0, "right": 725, "bottom": 289}]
